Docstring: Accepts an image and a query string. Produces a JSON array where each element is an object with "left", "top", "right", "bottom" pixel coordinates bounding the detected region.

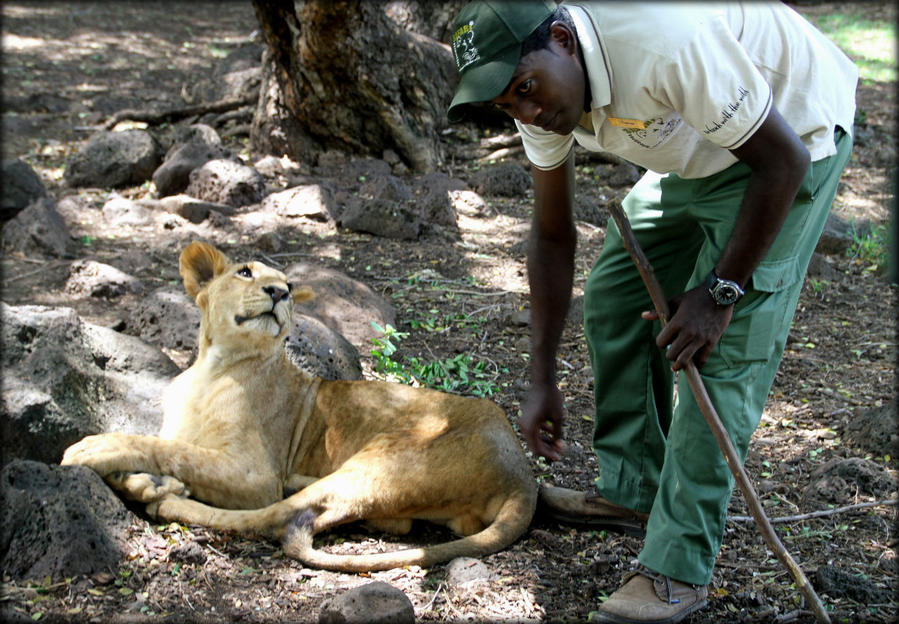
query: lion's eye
[{"left": 236, "top": 266, "right": 253, "bottom": 279}]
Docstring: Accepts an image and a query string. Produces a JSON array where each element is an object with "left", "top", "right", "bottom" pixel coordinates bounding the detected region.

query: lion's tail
[{"left": 281, "top": 491, "right": 537, "bottom": 572}]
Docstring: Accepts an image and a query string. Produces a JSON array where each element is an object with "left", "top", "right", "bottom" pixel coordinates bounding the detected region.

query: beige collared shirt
[{"left": 517, "top": 2, "right": 858, "bottom": 178}]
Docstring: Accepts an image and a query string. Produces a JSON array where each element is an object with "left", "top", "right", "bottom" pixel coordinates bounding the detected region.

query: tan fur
[{"left": 62, "top": 241, "right": 538, "bottom": 571}]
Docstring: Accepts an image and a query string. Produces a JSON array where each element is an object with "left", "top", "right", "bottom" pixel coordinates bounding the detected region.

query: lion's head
[{"left": 179, "top": 242, "right": 313, "bottom": 357}]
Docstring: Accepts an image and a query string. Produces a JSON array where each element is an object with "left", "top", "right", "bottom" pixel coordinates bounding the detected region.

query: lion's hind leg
[{"left": 106, "top": 472, "right": 190, "bottom": 503}]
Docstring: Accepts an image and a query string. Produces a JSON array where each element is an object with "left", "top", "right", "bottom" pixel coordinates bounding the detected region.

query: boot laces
[{"left": 632, "top": 565, "right": 680, "bottom": 605}]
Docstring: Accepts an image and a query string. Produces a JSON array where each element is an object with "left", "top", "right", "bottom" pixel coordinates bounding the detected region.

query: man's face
[{"left": 490, "top": 23, "right": 585, "bottom": 135}]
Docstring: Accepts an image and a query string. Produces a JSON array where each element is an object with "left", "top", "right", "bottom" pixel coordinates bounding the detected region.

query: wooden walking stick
[{"left": 606, "top": 203, "right": 831, "bottom": 624}]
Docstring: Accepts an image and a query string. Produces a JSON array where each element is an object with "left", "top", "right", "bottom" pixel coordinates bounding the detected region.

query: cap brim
[{"left": 447, "top": 45, "right": 521, "bottom": 123}]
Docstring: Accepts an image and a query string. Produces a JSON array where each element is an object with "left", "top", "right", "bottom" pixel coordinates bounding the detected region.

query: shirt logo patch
[
  {"left": 452, "top": 22, "right": 480, "bottom": 71},
  {"left": 619, "top": 114, "right": 683, "bottom": 149}
]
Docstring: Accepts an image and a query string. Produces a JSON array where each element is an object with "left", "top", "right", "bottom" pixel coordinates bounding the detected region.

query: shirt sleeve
[
  {"left": 658, "top": 12, "right": 773, "bottom": 150},
  {"left": 516, "top": 119, "right": 574, "bottom": 170}
]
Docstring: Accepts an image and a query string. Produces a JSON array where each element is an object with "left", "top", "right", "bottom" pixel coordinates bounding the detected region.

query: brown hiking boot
[
  {"left": 591, "top": 566, "right": 708, "bottom": 623},
  {"left": 537, "top": 485, "right": 648, "bottom": 537}
]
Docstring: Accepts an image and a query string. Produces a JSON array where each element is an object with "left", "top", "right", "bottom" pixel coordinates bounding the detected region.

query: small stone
[
  {"left": 445, "top": 557, "right": 494, "bottom": 586},
  {"left": 318, "top": 582, "right": 414, "bottom": 624}
]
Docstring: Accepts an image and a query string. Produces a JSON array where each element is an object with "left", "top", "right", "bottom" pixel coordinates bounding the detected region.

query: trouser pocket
[{"left": 715, "top": 255, "right": 800, "bottom": 369}]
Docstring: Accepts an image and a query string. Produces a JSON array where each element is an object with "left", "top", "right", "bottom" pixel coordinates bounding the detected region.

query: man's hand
[
  {"left": 519, "top": 383, "right": 566, "bottom": 462},
  {"left": 642, "top": 283, "right": 734, "bottom": 370}
]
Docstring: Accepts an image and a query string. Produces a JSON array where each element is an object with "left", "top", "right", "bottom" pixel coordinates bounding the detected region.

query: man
[{"left": 447, "top": 2, "right": 857, "bottom": 623}]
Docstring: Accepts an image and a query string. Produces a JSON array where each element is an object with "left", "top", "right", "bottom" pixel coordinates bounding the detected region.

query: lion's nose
[{"left": 263, "top": 285, "right": 290, "bottom": 303}]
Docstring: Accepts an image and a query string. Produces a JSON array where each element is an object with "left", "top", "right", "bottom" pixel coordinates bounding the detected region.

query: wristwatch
[{"left": 705, "top": 270, "right": 744, "bottom": 306}]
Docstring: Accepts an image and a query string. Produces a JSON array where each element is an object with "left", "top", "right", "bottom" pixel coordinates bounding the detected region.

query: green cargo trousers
[{"left": 583, "top": 127, "right": 852, "bottom": 586}]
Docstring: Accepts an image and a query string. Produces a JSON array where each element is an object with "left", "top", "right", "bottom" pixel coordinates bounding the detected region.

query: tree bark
[{"left": 250, "top": 0, "right": 457, "bottom": 172}]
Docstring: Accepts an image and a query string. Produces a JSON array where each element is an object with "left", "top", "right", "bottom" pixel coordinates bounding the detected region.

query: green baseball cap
[{"left": 447, "top": 0, "right": 556, "bottom": 123}]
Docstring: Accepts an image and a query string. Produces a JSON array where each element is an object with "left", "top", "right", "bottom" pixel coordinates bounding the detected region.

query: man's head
[{"left": 447, "top": 1, "right": 586, "bottom": 135}]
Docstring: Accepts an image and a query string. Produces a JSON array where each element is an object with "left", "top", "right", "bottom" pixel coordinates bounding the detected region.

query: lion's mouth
[{"left": 234, "top": 311, "right": 278, "bottom": 326}]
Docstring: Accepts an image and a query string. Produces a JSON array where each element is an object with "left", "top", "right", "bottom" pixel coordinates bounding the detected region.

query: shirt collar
[{"left": 564, "top": 3, "right": 612, "bottom": 111}]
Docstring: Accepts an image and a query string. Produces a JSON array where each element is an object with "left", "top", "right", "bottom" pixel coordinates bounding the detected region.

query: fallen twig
[
  {"left": 775, "top": 608, "right": 811, "bottom": 623},
  {"left": 443, "top": 586, "right": 466, "bottom": 619},
  {"left": 1, "top": 259, "right": 69, "bottom": 282},
  {"left": 101, "top": 94, "right": 257, "bottom": 130},
  {"left": 422, "top": 582, "right": 444, "bottom": 611},
  {"left": 444, "top": 289, "right": 514, "bottom": 297},
  {"left": 480, "top": 133, "right": 522, "bottom": 149},
  {"left": 479, "top": 145, "right": 525, "bottom": 162},
  {"left": 729, "top": 498, "right": 899, "bottom": 524},
  {"left": 204, "top": 543, "right": 227, "bottom": 558}
]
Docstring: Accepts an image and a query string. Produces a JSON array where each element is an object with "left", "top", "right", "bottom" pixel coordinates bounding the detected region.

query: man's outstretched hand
[{"left": 519, "top": 383, "right": 566, "bottom": 462}]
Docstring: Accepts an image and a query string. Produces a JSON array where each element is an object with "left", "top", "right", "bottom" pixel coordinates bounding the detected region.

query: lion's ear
[
  {"left": 179, "top": 242, "right": 229, "bottom": 299},
  {"left": 291, "top": 285, "right": 315, "bottom": 304}
]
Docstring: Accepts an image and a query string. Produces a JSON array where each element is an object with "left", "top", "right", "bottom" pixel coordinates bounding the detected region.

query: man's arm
[
  {"left": 649, "top": 107, "right": 811, "bottom": 370},
  {"left": 716, "top": 107, "right": 811, "bottom": 286},
  {"left": 519, "top": 154, "right": 577, "bottom": 461}
]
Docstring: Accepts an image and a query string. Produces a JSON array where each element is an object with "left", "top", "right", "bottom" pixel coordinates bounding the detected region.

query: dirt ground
[{"left": 1, "top": 2, "right": 896, "bottom": 623}]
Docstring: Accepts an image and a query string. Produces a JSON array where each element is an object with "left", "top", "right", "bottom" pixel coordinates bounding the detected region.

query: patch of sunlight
[
  {"left": 465, "top": 253, "right": 528, "bottom": 294},
  {"left": 2, "top": 33, "right": 43, "bottom": 50},
  {"left": 808, "top": 13, "right": 897, "bottom": 83}
]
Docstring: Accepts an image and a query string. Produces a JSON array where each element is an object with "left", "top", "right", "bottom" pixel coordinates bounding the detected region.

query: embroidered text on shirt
[{"left": 703, "top": 86, "right": 750, "bottom": 135}]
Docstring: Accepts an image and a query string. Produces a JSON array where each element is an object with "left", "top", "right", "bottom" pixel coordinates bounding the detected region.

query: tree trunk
[
  {"left": 383, "top": 0, "right": 468, "bottom": 42},
  {"left": 250, "top": 0, "right": 457, "bottom": 172}
]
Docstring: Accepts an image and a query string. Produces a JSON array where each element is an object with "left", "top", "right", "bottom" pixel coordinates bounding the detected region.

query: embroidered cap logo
[
  {"left": 446, "top": 1, "right": 556, "bottom": 124},
  {"left": 452, "top": 21, "right": 480, "bottom": 71}
]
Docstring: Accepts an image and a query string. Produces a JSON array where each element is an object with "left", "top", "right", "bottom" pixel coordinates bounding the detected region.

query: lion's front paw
[
  {"left": 61, "top": 433, "right": 143, "bottom": 476},
  {"left": 106, "top": 472, "right": 190, "bottom": 503}
]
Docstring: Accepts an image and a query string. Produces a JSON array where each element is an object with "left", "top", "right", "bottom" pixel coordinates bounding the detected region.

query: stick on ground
[
  {"left": 729, "top": 498, "right": 898, "bottom": 524},
  {"left": 606, "top": 202, "right": 832, "bottom": 624}
]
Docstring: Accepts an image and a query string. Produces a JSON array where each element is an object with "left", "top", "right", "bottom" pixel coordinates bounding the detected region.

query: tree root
[{"left": 101, "top": 94, "right": 257, "bottom": 130}]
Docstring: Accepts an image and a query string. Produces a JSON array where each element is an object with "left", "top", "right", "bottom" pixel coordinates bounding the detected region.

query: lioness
[{"left": 62, "top": 241, "right": 541, "bottom": 571}]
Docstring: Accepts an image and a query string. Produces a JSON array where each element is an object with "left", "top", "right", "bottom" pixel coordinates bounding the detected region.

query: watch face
[
  {"left": 713, "top": 282, "right": 740, "bottom": 305},
  {"left": 706, "top": 272, "right": 743, "bottom": 306}
]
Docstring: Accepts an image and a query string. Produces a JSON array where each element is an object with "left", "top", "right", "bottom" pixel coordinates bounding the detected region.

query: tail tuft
[{"left": 282, "top": 509, "right": 316, "bottom": 557}]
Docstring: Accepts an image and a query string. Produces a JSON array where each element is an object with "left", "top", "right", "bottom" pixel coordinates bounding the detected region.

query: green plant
[
  {"left": 369, "top": 323, "right": 412, "bottom": 383},
  {"left": 809, "top": 278, "right": 826, "bottom": 298},
  {"left": 409, "top": 352, "right": 499, "bottom": 397},
  {"left": 369, "top": 322, "right": 500, "bottom": 397},
  {"left": 407, "top": 309, "right": 485, "bottom": 332},
  {"left": 847, "top": 221, "right": 890, "bottom": 272}
]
